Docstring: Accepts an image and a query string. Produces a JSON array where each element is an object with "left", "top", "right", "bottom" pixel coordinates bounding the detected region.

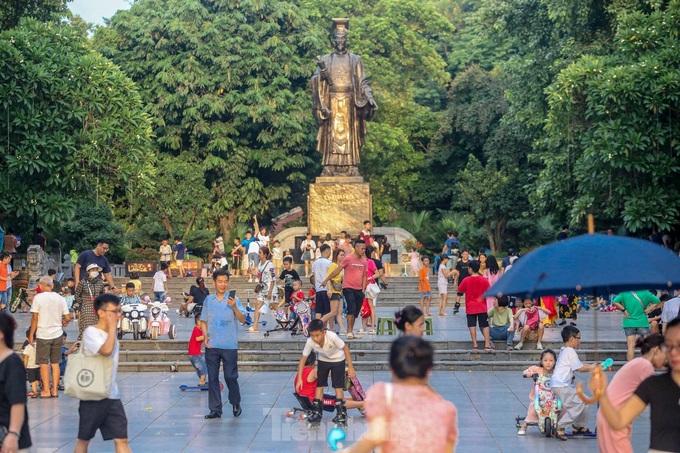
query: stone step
[
  {"left": 112, "top": 338, "right": 627, "bottom": 351},
  {"left": 117, "top": 348, "right": 629, "bottom": 364},
  {"left": 120, "top": 359, "right": 628, "bottom": 373}
]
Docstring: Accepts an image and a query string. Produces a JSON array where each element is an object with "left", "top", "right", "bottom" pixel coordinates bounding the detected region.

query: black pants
[{"left": 206, "top": 348, "right": 241, "bottom": 414}]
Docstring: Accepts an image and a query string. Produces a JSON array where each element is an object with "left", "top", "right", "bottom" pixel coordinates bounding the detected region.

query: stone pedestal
[{"left": 307, "top": 176, "right": 372, "bottom": 236}]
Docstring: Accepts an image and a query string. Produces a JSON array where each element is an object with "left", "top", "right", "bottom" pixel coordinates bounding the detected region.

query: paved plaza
[{"left": 12, "top": 306, "right": 654, "bottom": 452}]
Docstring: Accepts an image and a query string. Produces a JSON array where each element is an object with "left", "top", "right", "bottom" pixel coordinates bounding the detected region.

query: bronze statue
[{"left": 311, "top": 19, "right": 377, "bottom": 177}]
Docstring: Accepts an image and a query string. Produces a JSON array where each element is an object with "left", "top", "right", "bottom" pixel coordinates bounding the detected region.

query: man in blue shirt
[
  {"left": 200, "top": 268, "right": 246, "bottom": 419},
  {"left": 173, "top": 237, "right": 187, "bottom": 278}
]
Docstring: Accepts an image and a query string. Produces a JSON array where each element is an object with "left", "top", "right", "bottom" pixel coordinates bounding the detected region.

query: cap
[{"left": 86, "top": 263, "right": 102, "bottom": 271}]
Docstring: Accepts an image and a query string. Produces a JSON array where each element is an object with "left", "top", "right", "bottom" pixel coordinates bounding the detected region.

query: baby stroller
[
  {"left": 515, "top": 373, "right": 562, "bottom": 437},
  {"left": 264, "top": 297, "right": 313, "bottom": 338}
]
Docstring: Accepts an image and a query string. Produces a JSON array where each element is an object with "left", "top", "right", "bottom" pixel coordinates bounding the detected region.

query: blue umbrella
[{"left": 485, "top": 234, "right": 680, "bottom": 298}]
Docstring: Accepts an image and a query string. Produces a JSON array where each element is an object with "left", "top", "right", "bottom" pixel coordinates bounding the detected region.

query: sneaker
[
  {"left": 536, "top": 342, "right": 544, "bottom": 350},
  {"left": 514, "top": 342, "right": 524, "bottom": 350},
  {"left": 517, "top": 427, "right": 526, "bottom": 435},
  {"left": 357, "top": 329, "right": 366, "bottom": 334}
]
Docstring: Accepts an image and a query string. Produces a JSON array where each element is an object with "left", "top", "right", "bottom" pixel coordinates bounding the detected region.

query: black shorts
[
  {"left": 78, "top": 398, "right": 128, "bottom": 441},
  {"left": 317, "top": 359, "right": 345, "bottom": 389},
  {"left": 26, "top": 368, "right": 40, "bottom": 383},
  {"left": 467, "top": 313, "right": 489, "bottom": 329},
  {"left": 342, "top": 289, "right": 364, "bottom": 317},
  {"left": 315, "top": 291, "right": 331, "bottom": 316}
]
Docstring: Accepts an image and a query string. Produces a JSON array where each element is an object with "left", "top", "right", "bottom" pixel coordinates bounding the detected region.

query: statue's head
[{"left": 332, "top": 19, "right": 349, "bottom": 54}]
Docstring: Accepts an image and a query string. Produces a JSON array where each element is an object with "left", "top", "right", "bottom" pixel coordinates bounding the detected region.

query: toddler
[
  {"left": 513, "top": 297, "right": 551, "bottom": 350},
  {"left": 517, "top": 349, "right": 557, "bottom": 435},
  {"left": 188, "top": 314, "right": 207, "bottom": 386},
  {"left": 22, "top": 328, "right": 39, "bottom": 398}
]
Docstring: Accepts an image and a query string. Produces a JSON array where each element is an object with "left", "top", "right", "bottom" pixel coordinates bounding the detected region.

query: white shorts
[{"left": 438, "top": 284, "right": 448, "bottom": 295}]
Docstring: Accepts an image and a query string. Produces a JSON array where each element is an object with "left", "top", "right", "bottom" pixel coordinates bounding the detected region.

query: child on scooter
[
  {"left": 517, "top": 349, "right": 557, "bottom": 435},
  {"left": 188, "top": 314, "right": 207, "bottom": 386},
  {"left": 295, "top": 351, "right": 365, "bottom": 414},
  {"left": 295, "top": 319, "right": 355, "bottom": 424},
  {"left": 120, "top": 283, "right": 141, "bottom": 306},
  {"left": 550, "top": 325, "right": 597, "bottom": 440}
]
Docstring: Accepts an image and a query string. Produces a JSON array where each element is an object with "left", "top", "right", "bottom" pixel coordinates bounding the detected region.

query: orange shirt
[
  {"left": 0, "top": 263, "right": 8, "bottom": 291},
  {"left": 418, "top": 266, "right": 430, "bottom": 292}
]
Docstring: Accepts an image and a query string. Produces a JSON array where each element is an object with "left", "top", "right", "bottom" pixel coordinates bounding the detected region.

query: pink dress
[
  {"left": 409, "top": 252, "right": 420, "bottom": 273},
  {"left": 485, "top": 271, "right": 501, "bottom": 311},
  {"left": 522, "top": 365, "right": 549, "bottom": 422},
  {"left": 597, "top": 358, "right": 654, "bottom": 453},
  {"left": 365, "top": 382, "right": 457, "bottom": 452}
]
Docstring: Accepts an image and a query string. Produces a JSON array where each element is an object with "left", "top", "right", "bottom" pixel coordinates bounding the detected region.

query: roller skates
[
  {"left": 332, "top": 399, "right": 348, "bottom": 426},
  {"left": 453, "top": 302, "right": 460, "bottom": 315},
  {"left": 307, "top": 399, "right": 323, "bottom": 428}
]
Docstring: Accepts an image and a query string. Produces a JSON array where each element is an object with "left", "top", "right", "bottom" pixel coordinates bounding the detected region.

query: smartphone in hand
[{"left": 228, "top": 289, "right": 237, "bottom": 299}]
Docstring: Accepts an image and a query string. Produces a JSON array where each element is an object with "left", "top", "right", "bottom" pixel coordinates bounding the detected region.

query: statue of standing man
[{"left": 312, "top": 19, "right": 377, "bottom": 177}]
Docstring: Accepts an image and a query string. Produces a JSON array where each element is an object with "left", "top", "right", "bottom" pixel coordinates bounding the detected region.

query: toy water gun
[
  {"left": 328, "top": 426, "right": 346, "bottom": 451},
  {"left": 576, "top": 358, "right": 614, "bottom": 404}
]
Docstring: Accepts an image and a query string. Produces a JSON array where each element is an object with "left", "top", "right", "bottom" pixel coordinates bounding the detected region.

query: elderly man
[{"left": 28, "top": 276, "right": 71, "bottom": 398}]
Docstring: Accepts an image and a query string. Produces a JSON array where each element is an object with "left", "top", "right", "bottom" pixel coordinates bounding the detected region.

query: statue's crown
[{"left": 333, "top": 18, "right": 349, "bottom": 37}]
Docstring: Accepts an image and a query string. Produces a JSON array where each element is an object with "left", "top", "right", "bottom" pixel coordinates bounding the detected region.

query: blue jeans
[
  {"left": 153, "top": 291, "right": 165, "bottom": 302},
  {"left": 189, "top": 354, "right": 207, "bottom": 378},
  {"left": 0, "top": 290, "right": 9, "bottom": 308},
  {"left": 205, "top": 348, "right": 241, "bottom": 414},
  {"left": 489, "top": 325, "right": 513, "bottom": 345}
]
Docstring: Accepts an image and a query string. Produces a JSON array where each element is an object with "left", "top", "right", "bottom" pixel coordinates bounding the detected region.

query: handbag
[
  {"left": 331, "top": 280, "right": 343, "bottom": 292},
  {"left": 360, "top": 298, "right": 372, "bottom": 318},
  {"left": 365, "top": 282, "right": 381, "bottom": 300},
  {"left": 64, "top": 347, "right": 113, "bottom": 401}
]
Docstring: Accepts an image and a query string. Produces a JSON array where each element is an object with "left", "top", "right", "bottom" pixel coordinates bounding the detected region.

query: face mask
[{"left": 89, "top": 271, "right": 99, "bottom": 278}]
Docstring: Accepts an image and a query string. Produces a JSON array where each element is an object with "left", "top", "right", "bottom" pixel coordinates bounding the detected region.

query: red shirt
[
  {"left": 188, "top": 326, "right": 203, "bottom": 356},
  {"left": 308, "top": 288, "right": 316, "bottom": 309},
  {"left": 295, "top": 366, "right": 317, "bottom": 403},
  {"left": 457, "top": 275, "right": 490, "bottom": 315},
  {"left": 291, "top": 290, "right": 305, "bottom": 304},
  {"left": 340, "top": 253, "right": 367, "bottom": 290}
]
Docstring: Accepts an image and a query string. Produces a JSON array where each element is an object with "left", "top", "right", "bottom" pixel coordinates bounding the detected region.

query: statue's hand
[
  {"left": 368, "top": 97, "right": 378, "bottom": 110},
  {"left": 321, "top": 107, "right": 330, "bottom": 117}
]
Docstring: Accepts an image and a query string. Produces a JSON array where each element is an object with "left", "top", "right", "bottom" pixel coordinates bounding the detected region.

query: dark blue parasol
[{"left": 485, "top": 234, "right": 680, "bottom": 298}]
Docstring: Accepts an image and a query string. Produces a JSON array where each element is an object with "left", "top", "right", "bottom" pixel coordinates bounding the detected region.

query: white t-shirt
[
  {"left": 247, "top": 240, "right": 261, "bottom": 255},
  {"left": 257, "top": 233, "right": 270, "bottom": 247},
  {"left": 30, "top": 292, "right": 69, "bottom": 340},
  {"left": 82, "top": 326, "right": 120, "bottom": 399},
  {"left": 302, "top": 331, "right": 345, "bottom": 362},
  {"left": 272, "top": 247, "right": 282, "bottom": 260},
  {"left": 550, "top": 347, "right": 583, "bottom": 388},
  {"left": 159, "top": 244, "right": 172, "bottom": 261},
  {"left": 300, "top": 239, "right": 316, "bottom": 252},
  {"left": 661, "top": 296, "right": 680, "bottom": 323},
  {"left": 153, "top": 271, "right": 167, "bottom": 292},
  {"left": 22, "top": 343, "right": 38, "bottom": 369},
  {"left": 312, "top": 257, "right": 332, "bottom": 291}
]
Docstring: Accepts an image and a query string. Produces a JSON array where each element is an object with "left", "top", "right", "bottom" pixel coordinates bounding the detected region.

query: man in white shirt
[
  {"left": 76, "top": 293, "right": 131, "bottom": 452},
  {"left": 159, "top": 239, "right": 173, "bottom": 279},
  {"left": 312, "top": 245, "right": 332, "bottom": 321},
  {"left": 28, "top": 276, "right": 71, "bottom": 398}
]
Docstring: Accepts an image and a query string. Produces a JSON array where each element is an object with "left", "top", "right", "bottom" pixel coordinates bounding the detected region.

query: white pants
[{"left": 552, "top": 386, "right": 589, "bottom": 429}]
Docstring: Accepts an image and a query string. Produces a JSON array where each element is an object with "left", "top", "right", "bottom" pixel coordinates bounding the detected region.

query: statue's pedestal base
[{"left": 308, "top": 176, "right": 372, "bottom": 236}]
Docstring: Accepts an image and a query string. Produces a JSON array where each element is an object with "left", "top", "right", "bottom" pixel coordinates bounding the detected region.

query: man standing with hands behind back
[{"left": 200, "top": 269, "right": 246, "bottom": 419}]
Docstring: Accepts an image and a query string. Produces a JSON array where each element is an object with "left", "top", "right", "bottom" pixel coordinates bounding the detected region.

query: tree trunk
[
  {"left": 484, "top": 220, "right": 497, "bottom": 254},
  {"left": 219, "top": 210, "right": 236, "bottom": 238},
  {"left": 161, "top": 216, "right": 173, "bottom": 238},
  {"left": 492, "top": 215, "right": 510, "bottom": 255},
  {"left": 183, "top": 212, "right": 197, "bottom": 239}
]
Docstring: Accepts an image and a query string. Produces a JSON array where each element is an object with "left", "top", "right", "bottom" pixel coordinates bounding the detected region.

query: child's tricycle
[
  {"left": 145, "top": 296, "right": 176, "bottom": 340},
  {"left": 515, "top": 373, "right": 562, "bottom": 437}
]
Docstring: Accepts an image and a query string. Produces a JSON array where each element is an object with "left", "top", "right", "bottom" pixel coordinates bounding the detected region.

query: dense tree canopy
[{"left": 0, "top": 19, "right": 155, "bottom": 227}]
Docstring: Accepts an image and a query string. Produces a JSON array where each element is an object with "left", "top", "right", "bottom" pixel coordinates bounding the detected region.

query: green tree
[
  {"left": 94, "top": 0, "right": 329, "bottom": 236},
  {"left": 60, "top": 200, "right": 127, "bottom": 262},
  {"left": 0, "top": 19, "right": 155, "bottom": 227},
  {"left": 540, "top": 2, "right": 680, "bottom": 231},
  {"left": 0, "top": 0, "right": 69, "bottom": 30}
]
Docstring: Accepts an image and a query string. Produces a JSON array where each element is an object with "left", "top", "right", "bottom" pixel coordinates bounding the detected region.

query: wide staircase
[{"left": 111, "top": 274, "right": 627, "bottom": 373}]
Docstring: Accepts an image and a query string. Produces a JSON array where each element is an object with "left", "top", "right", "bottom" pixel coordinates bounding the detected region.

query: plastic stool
[
  {"left": 377, "top": 317, "right": 396, "bottom": 335},
  {"left": 424, "top": 318, "right": 434, "bottom": 336}
]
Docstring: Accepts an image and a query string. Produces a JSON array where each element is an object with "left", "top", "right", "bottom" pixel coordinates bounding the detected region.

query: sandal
[
  {"left": 245, "top": 327, "right": 259, "bottom": 333},
  {"left": 27, "top": 392, "right": 37, "bottom": 398},
  {"left": 556, "top": 429, "right": 568, "bottom": 441}
]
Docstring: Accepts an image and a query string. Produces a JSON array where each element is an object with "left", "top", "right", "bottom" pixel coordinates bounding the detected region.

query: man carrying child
[{"left": 295, "top": 319, "right": 356, "bottom": 424}]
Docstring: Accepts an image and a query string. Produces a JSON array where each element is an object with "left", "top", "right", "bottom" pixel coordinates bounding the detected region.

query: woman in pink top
[
  {"left": 484, "top": 255, "right": 501, "bottom": 311},
  {"left": 596, "top": 334, "right": 666, "bottom": 453},
  {"left": 343, "top": 336, "right": 458, "bottom": 453}
]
